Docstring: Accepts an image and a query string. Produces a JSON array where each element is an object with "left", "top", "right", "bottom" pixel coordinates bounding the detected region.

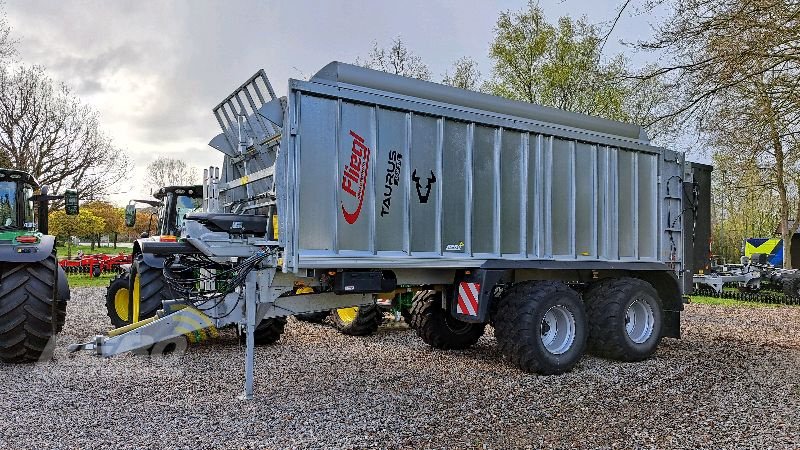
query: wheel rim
[
  {"left": 114, "top": 287, "right": 130, "bottom": 321},
  {"left": 540, "top": 305, "right": 576, "bottom": 355},
  {"left": 625, "top": 298, "right": 655, "bottom": 344},
  {"left": 132, "top": 274, "right": 141, "bottom": 323},
  {"left": 336, "top": 307, "right": 358, "bottom": 324}
]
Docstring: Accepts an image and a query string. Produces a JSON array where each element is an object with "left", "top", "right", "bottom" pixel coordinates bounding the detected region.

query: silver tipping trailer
[{"left": 73, "top": 62, "right": 701, "bottom": 398}]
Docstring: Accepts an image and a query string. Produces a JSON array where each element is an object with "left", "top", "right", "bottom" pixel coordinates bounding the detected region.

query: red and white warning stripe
[{"left": 456, "top": 282, "right": 481, "bottom": 316}]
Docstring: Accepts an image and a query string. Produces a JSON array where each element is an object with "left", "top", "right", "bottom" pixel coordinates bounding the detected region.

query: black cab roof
[
  {"left": 153, "top": 185, "right": 203, "bottom": 200},
  {"left": 0, "top": 168, "right": 39, "bottom": 188}
]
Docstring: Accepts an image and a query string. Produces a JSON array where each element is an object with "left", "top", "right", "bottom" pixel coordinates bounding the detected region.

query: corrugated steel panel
[{"left": 277, "top": 67, "right": 677, "bottom": 272}]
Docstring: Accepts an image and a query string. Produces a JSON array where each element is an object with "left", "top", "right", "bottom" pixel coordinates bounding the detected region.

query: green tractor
[
  {"left": 105, "top": 185, "right": 203, "bottom": 328},
  {"left": 105, "top": 184, "right": 287, "bottom": 345},
  {"left": 0, "top": 168, "right": 79, "bottom": 363},
  {"left": 327, "top": 292, "right": 414, "bottom": 335}
]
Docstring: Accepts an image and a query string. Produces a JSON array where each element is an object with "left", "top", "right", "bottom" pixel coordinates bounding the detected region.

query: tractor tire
[
  {"left": 0, "top": 254, "right": 63, "bottom": 363},
  {"left": 783, "top": 276, "right": 800, "bottom": 299},
  {"left": 583, "top": 277, "right": 663, "bottom": 362},
  {"left": 295, "top": 311, "right": 330, "bottom": 324},
  {"left": 238, "top": 317, "right": 287, "bottom": 346},
  {"left": 105, "top": 272, "right": 131, "bottom": 328},
  {"left": 410, "top": 290, "right": 485, "bottom": 350},
  {"left": 329, "top": 305, "right": 383, "bottom": 336},
  {"left": 494, "top": 281, "right": 587, "bottom": 375},
  {"left": 128, "top": 256, "right": 169, "bottom": 324}
]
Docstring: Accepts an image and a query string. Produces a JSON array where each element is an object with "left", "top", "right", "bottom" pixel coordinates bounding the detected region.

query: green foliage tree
[
  {"left": 48, "top": 209, "right": 105, "bottom": 258},
  {"left": 442, "top": 57, "right": 482, "bottom": 91},
  {"left": 487, "top": 2, "right": 629, "bottom": 121},
  {"left": 83, "top": 200, "right": 125, "bottom": 249},
  {"left": 638, "top": 0, "right": 800, "bottom": 266}
]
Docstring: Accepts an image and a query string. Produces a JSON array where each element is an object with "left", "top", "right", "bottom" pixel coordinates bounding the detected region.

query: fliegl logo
[{"left": 341, "top": 130, "right": 371, "bottom": 224}]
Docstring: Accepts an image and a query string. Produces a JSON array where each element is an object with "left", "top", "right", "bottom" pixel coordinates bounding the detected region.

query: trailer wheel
[
  {"left": 583, "top": 277, "right": 663, "bottom": 362},
  {"left": 128, "top": 257, "right": 168, "bottom": 324},
  {"left": 0, "top": 254, "right": 62, "bottom": 363},
  {"left": 105, "top": 272, "right": 131, "bottom": 328},
  {"left": 238, "top": 317, "right": 287, "bottom": 345},
  {"left": 494, "top": 281, "right": 587, "bottom": 374},
  {"left": 410, "top": 290, "right": 485, "bottom": 350},
  {"left": 783, "top": 276, "right": 800, "bottom": 299},
  {"left": 329, "top": 305, "right": 383, "bottom": 336}
]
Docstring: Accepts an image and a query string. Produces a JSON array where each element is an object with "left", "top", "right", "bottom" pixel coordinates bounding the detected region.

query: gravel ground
[{"left": 2, "top": 288, "right": 799, "bottom": 449}]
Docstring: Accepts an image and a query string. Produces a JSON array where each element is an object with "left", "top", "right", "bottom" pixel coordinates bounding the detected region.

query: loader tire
[
  {"left": 410, "top": 290, "right": 485, "bottom": 350},
  {"left": 494, "top": 281, "right": 587, "bottom": 375},
  {"left": 330, "top": 305, "right": 382, "bottom": 336},
  {"left": 105, "top": 272, "right": 132, "bottom": 328},
  {"left": 583, "top": 277, "right": 663, "bottom": 362},
  {"left": 783, "top": 276, "right": 800, "bottom": 299},
  {"left": 238, "top": 317, "right": 287, "bottom": 346},
  {"left": 0, "top": 254, "right": 63, "bottom": 363},
  {"left": 128, "top": 256, "right": 168, "bottom": 324}
]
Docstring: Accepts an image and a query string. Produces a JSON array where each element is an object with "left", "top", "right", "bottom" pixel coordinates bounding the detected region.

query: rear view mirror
[
  {"left": 64, "top": 189, "right": 79, "bottom": 216},
  {"left": 125, "top": 204, "right": 136, "bottom": 227}
]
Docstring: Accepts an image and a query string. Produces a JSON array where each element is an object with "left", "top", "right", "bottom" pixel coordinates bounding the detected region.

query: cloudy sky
[{"left": 6, "top": 0, "right": 668, "bottom": 204}]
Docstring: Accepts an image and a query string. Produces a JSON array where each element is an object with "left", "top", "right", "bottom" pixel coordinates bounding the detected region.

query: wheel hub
[
  {"left": 625, "top": 298, "right": 655, "bottom": 344},
  {"left": 540, "top": 305, "right": 576, "bottom": 355},
  {"left": 336, "top": 307, "right": 358, "bottom": 324}
]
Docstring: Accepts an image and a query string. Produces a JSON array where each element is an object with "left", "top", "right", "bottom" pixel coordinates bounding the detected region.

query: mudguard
[
  {"left": 0, "top": 235, "right": 55, "bottom": 264},
  {"left": 141, "top": 252, "right": 166, "bottom": 269}
]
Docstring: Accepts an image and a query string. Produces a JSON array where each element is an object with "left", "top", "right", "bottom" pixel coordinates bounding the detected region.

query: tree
[
  {"left": 487, "top": 2, "right": 630, "bottom": 121},
  {"left": 442, "top": 57, "right": 482, "bottom": 90},
  {"left": 637, "top": 0, "right": 800, "bottom": 266},
  {"left": 145, "top": 157, "right": 197, "bottom": 193},
  {"left": 358, "top": 37, "right": 432, "bottom": 81},
  {"left": 48, "top": 209, "right": 105, "bottom": 258},
  {"left": 0, "top": 64, "right": 132, "bottom": 205},
  {"left": 83, "top": 200, "right": 125, "bottom": 249}
]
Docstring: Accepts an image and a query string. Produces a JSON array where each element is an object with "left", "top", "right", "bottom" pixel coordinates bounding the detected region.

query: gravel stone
[{"left": 1, "top": 288, "right": 799, "bottom": 449}]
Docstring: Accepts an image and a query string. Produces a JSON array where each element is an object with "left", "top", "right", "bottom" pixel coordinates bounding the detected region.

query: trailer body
[{"left": 76, "top": 62, "right": 709, "bottom": 398}]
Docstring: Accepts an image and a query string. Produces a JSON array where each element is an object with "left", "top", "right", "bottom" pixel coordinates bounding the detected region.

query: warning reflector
[{"left": 456, "top": 282, "right": 481, "bottom": 316}]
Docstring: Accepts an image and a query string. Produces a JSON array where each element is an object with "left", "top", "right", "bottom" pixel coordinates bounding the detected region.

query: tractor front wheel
[
  {"left": 127, "top": 257, "right": 169, "bottom": 324},
  {"left": 329, "top": 305, "right": 383, "bottom": 336},
  {"left": 105, "top": 272, "right": 131, "bottom": 328}
]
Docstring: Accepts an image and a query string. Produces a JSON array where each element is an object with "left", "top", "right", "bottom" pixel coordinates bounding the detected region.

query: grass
[
  {"left": 688, "top": 295, "right": 787, "bottom": 308},
  {"left": 56, "top": 244, "right": 130, "bottom": 258},
  {"left": 66, "top": 272, "right": 118, "bottom": 288}
]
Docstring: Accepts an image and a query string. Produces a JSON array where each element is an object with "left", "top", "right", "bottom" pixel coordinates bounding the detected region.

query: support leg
[{"left": 240, "top": 272, "right": 257, "bottom": 400}]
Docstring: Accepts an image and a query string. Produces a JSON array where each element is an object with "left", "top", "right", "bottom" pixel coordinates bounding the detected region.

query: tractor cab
[
  {"left": 152, "top": 185, "right": 203, "bottom": 238},
  {"left": 125, "top": 185, "right": 203, "bottom": 241},
  {"left": 0, "top": 169, "right": 39, "bottom": 232}
]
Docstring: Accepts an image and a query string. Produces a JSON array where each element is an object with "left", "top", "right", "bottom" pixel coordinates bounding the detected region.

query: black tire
[
  {"left": 238, "top": 317, "right": 287, "bottom": 346},
  {"left": 329, "top": 305, "right": 383, "bottom": 336},
  {"left": 583, "top": 277, "right": 663, "bottom": 362},
  {"left": 400, "top": 307, "right": 413, "bottom": 327},
  {"left": 105, "top": 272, "right": 131, "bottom": 328},
  {"left": 494, "top": 281, "right": 587, "bottom": 375},
  {"left": 295, "top": 311, "right": 330, "bottom": 324},
  {"left": 783, "top": 276, "right": 800, "bottom": 299},
  {"left": 0, "top": 254, "right": 63, "bottom": 363},
  {"left": 410, "top": 290, "right": 485, "bottom": 350},
  {"left": 128, "top": 256, "right": 168, "bottom": 324}
]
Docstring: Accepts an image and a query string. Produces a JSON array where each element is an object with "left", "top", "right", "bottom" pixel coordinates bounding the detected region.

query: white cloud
[{"left": 5, "top": 0, "right": 662, "bottom": 204}]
